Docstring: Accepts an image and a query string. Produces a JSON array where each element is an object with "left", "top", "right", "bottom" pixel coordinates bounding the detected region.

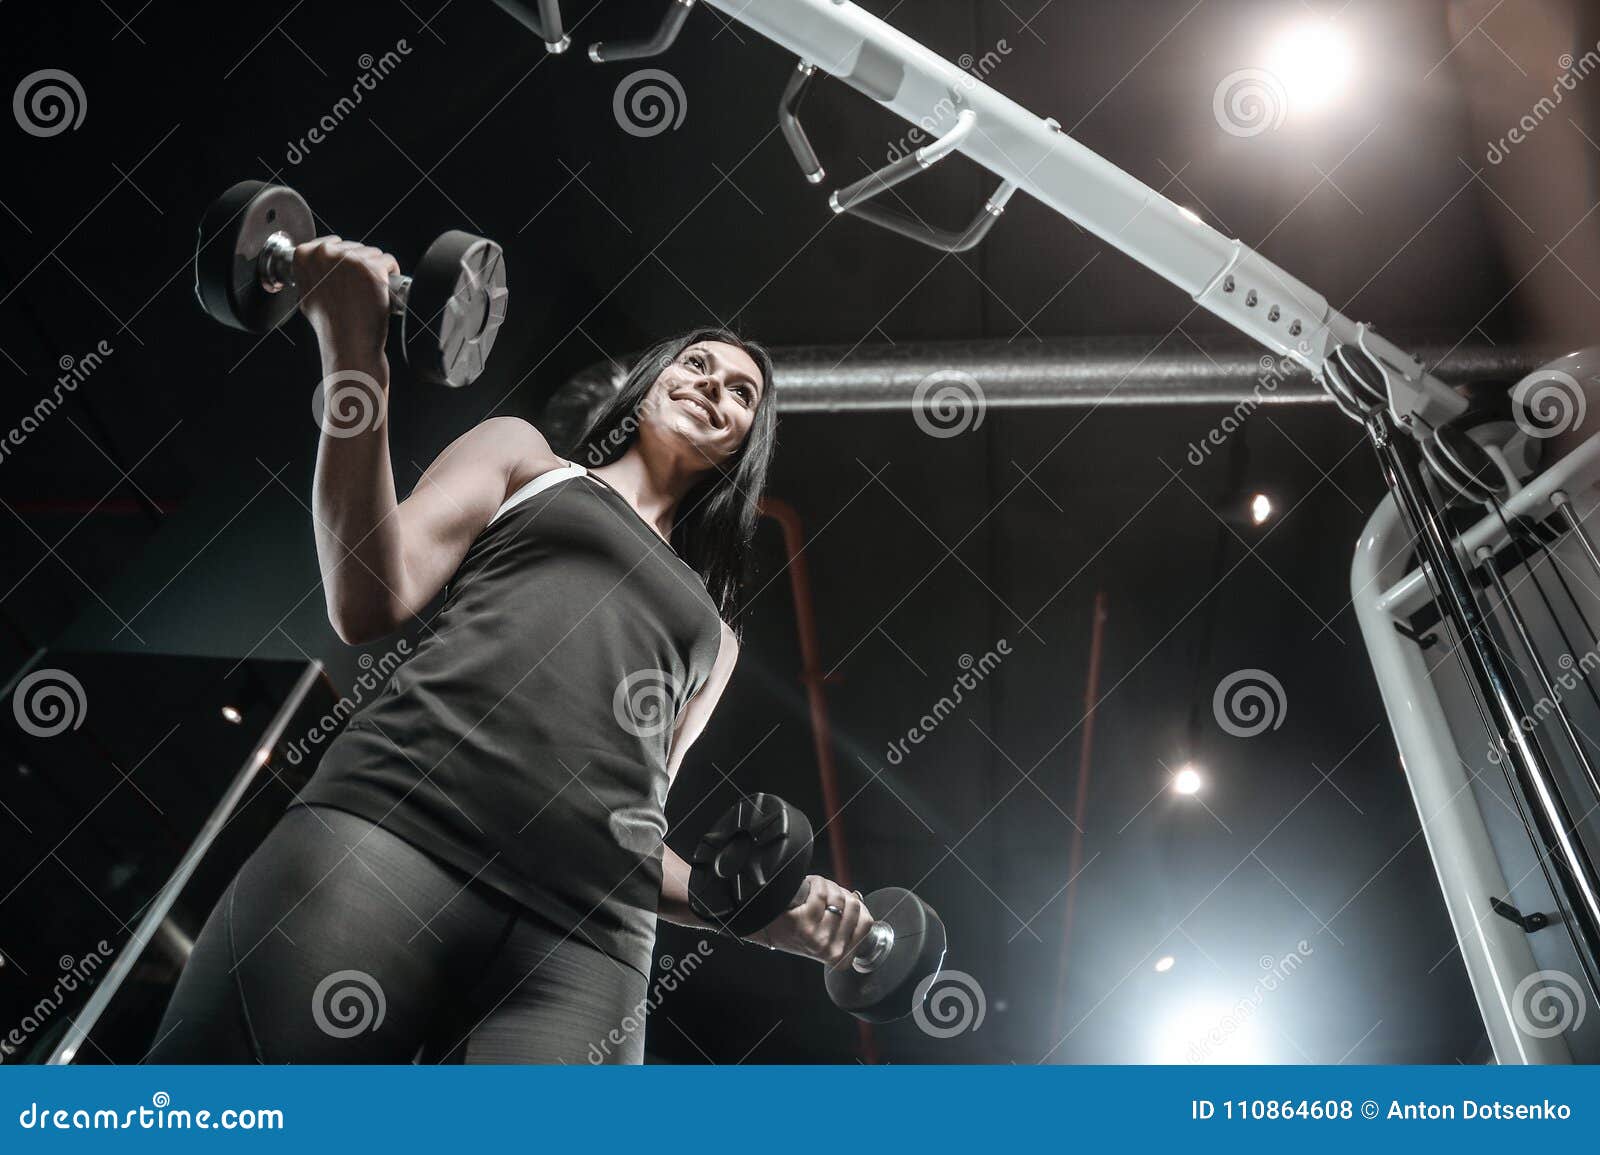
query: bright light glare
[
  {"left": 1264, "top": 22, "right": 1356, "bottom": 114},
  {"left": 1154, "top": 955, "right": 1176, "bottom": 973},
  {"left": 1173, "top": 765, "right": 1204, "bottom": 796},
  {"left": 1249, "top": 493, "right": 1273, "bottom": 525},
  {"left": 221, "top": 705, "right": 243, "bottom": 724},
  {"left": 1177, "top": 205, "right": 1203, "bottom": 225},
  {"left": 1152, "top": 997, "right": 1268, "bottom": 1063}
]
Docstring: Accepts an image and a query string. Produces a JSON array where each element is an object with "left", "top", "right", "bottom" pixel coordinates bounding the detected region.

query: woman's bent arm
[
  {"left": 296, "top": 236, "right": 562, "bottom": 643},
  {"left": 314, "top": 409, "right": 559, "bottom": 643}
]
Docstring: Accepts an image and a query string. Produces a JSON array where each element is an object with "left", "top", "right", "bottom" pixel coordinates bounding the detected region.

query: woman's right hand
[
  {"left": 759, "top": 875, "right": 875, "bottom": 967},
  {"left": 293, "top": 236, "right": 402, "bottom": 368}
]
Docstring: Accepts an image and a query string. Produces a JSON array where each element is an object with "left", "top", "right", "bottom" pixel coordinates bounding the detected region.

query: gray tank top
[{"left": 302, "top": 461, "right": 724, "bottom": 974}]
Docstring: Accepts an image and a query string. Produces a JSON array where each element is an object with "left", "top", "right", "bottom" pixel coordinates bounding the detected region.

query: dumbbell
[
  {"left": 193, "top": 180, "right": 509, "bottom": 388},
  {"left": 687, "top": 793, "right": 947, "bottom": 1024}
]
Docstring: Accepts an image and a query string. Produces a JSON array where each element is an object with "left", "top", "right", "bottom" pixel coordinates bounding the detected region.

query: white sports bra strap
[{"left": 487, "top": 460, "right": 588, "bottom": 527}]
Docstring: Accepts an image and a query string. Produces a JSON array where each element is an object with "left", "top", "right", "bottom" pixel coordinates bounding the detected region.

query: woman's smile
[{"left": 673, "top": 392, "right": 721, "bottom": 428}]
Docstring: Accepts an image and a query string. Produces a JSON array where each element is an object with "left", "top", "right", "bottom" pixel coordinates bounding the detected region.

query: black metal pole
[
  {"left": 1477, "top": 551, "right": 1600, "bottom": 808},
  {"left": 1367, "top": 411, "right": 1600, "bottom": 1003}
]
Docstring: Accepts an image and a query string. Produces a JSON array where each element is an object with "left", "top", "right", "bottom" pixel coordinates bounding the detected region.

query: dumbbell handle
[
  {"left": 258, "top": 230, "right": 413, "bottom": 315},
  {"left": 785, "top": 877, "right": 895, "bottom": 973}
]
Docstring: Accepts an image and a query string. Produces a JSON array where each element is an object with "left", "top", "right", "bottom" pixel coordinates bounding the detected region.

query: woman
[{"left": 150, "top": 237, "right": 872, "bottom": 1063}]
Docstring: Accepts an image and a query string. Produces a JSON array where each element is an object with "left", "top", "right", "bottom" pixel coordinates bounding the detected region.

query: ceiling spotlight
[
  {"left": 1264, "top": 21, "right": 1356, "bottom": 115},
  {"left": 1249, "top": 493, "right": 1273, "bottom": 525},
  {"left": 221, "top": 705, "right": 243, "bottom": 724},
  {"left": 1173, "top": 764, "right": 1204, "bottom": 795},
  {"left": 1154, "top": 955, "right": 1176, "bottom": 973}
]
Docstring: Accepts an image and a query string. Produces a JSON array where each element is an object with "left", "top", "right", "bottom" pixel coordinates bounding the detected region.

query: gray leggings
[{"left": 147, "top": 806, "right": 649, "bottom": 1064}]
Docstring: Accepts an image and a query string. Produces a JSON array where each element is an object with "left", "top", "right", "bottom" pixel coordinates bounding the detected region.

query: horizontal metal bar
[{"left": 552, "top": 338, "right": 1544, "bottom": 416}]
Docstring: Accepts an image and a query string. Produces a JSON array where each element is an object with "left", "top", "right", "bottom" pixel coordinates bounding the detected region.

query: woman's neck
[{"left": 591, "top": 452, "right": 704, "bottom": 542}]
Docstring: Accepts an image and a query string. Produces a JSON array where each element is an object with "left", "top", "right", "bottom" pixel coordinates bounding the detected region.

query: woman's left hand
[{"left": 758, "top": 875, "right": 875, "bottom": 967}]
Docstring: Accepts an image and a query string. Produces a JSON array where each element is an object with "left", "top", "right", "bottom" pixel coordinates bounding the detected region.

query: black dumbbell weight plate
[
  {"left": 824, "top": 886, "right": 947, "bottom": 1024},
  {"left": 687, "top": 793, "right": 813, "bottom": 938},
  {"left": 194, "top": 180, "right": 314, "bottom": 333},
  {"left": 403, "top": 230, "right": 509, "bottom": 388}
]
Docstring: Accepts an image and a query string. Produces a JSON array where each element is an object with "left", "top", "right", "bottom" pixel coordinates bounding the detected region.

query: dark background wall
[{"left": 1, "top": 0, "right": 1589, "bottom": 1062}]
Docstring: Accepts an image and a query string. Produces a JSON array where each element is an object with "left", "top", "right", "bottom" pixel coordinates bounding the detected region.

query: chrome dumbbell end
[
  {"left": 850, "top": 921, "right": 895, "bottom": 973},
  {"left": 257, "top": 231, "right": 296, "bottom": 296}
]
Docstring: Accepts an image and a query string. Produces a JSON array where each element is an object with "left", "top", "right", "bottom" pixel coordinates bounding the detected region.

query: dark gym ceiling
[{"left": 0, "top": 0, "right": 1579, "bottom": 1062}]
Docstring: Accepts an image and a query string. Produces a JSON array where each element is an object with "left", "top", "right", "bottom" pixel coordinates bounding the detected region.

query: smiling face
[{"left": 638, "top": 339, "right": 766, "bottom": 472}]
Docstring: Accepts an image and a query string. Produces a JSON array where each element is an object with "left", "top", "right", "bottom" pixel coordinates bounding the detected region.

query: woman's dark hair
[{"left": 571, "top": 327, "right": 777, "bottom": 627}]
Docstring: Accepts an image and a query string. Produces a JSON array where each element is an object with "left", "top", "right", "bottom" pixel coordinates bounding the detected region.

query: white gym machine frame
[{"left": 495, "top": 0, "right": 1600, "bottom": 1062}]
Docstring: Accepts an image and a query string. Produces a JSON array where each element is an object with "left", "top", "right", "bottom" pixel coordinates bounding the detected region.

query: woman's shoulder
[{"left": 473, "top": 417, "right": 570, "bottom": 494}]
